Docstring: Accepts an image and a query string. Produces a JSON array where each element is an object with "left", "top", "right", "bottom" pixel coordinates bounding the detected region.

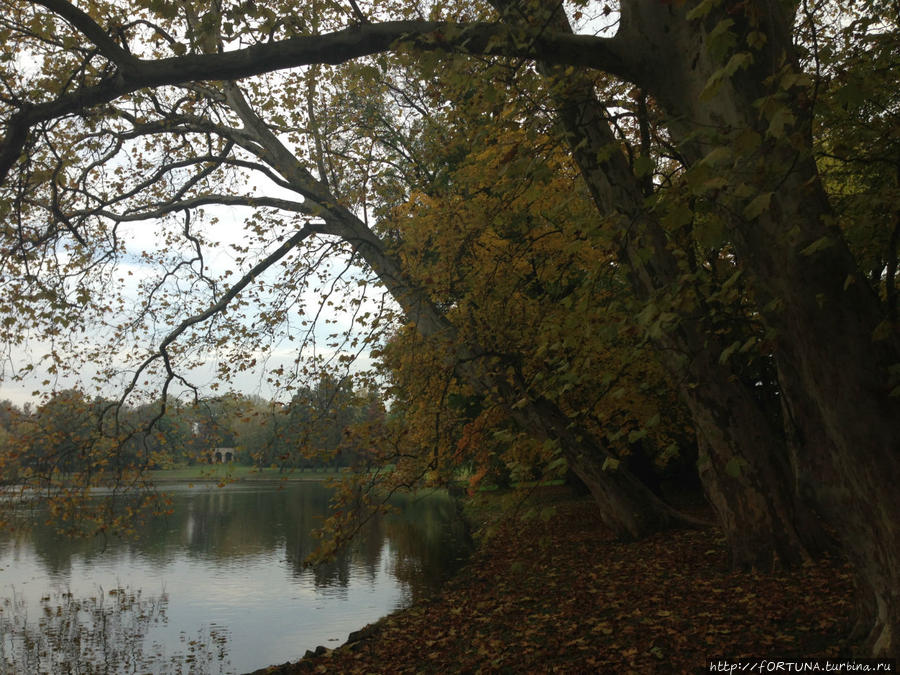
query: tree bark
[
  {"left": 516, "top": 2, "right": 827, "bottom": 569},
  {"left": 509, "top": 394, "right": 702, "bottom": 539},
  {"left": 679, "top": 347, "right": 830, "bottom": 568},
  {"left": 569, "top": 105, "right": 827, "bottom": 568},
  {"left": 616, "top": 0, "right": 900, "bottom": 654}
]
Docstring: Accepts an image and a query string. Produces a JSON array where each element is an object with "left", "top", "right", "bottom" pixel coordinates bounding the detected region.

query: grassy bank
[
  {"left": 148, "top": 465, "right": 342, "bottom": 483},
  {"left": 253, "top": 488, "right": 857, "bottom": 674}
]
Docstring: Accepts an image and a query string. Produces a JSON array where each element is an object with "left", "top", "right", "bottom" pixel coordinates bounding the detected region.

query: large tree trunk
[
  {"left": 677, "top": 346, "right": 830, "bottom": 568},
  {"left": 615, "top": 0, "right": 900, "bottom": 654},
  {"left": 764, "top": 205, "right": 899, "bottom": 654},
  {"left": 346, "top": 222, "right": 696, "bottom": 539},
  {"left": 759, "top": 182, "right": 900, "bottom": 655},
  {"left": 524, "top": 13, "right": 828, "bottom": 567}
]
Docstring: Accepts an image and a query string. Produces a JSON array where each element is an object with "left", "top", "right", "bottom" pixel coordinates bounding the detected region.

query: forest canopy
[{"left": 0, "top": 0, "right": 897, "bottom": 657}]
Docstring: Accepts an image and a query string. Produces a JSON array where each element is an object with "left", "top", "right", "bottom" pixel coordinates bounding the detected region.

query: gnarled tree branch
[{"left": 1, "top": 19, "right": 633, "bottom": 184}]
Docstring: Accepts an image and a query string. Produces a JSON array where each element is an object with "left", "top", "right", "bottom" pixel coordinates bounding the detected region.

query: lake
[{"left": 0, "top": 481, "right": 472, "bottom": 674}]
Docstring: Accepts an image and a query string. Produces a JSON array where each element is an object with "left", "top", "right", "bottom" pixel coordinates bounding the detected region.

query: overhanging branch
[
  {"left": 74, "top": 194, "right": 317, "bottom": 223},
  {"left": 120, "top": 222, "right": 317, "bottom": 405},
  {"left": 1, "top": 20, "right": 633, "bottom": 185},
  {"left": 31, "top": 0, "right": 139, "bottom": 69}
]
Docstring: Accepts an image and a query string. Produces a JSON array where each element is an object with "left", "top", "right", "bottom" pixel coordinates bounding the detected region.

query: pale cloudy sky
[{"left": 0, "top": 200, "right": 389, "bottom": 408}]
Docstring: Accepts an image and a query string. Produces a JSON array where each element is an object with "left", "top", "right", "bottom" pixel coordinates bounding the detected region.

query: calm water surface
[{"left": 0, "top": 481, "right": 471, "bottom": 674}]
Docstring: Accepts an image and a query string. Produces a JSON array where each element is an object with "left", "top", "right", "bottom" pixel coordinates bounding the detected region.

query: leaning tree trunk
[
  {"left": 344, "top": 214, "right": 698, "bottom": 540},
  {"left": 221, "top": 83, "right": 696, "bottom": 540},
  {"left": 671, "top": 343, "right": 831, "bottom": 568},
  {"left": 510, "top": 393, "right": 703, "bottom": 539},
  {"left": 615, "top": 0, "right": 900, "bottom": 654},
  {"left": 755, "top": 176, "right": 900, "bottom": 655},
  {"left": 489, "top": 0, "right": 827, "bottom": 571},
  {"left": 575, "top": 122, "right": 828, "bottom": 568}
]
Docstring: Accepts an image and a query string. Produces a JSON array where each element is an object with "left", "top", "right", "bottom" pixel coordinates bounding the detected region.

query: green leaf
[
  {"left": 636, "top": 302, "right": 658, "bottom": 327},
  {"left": 602, "top": 457, "right": 621, "bottom": 472},
  {"left": 546, "top": 456, "right": 568, "bottom": 473},
  {"left": 694, "top": 218, "right": 728, "bottom": 249},
  {"left": 872, "top": 321, "right": 894, "bottom": 342},
  {"left": 628, "top": 429, "right": 648, "bottom": 443},
  {"left": 706, "top": 18, "right": 737, "bottom": 61},
  {"left": 725, "top": 457, "right": 744, "bottom": 478},
  {"left": 723, "top": 52, "right": 753, "bottom": 77},
  {"left": 686, "top": 0, "right": 719, "bottom": 21},
  {"left": 721, "top": 269, "right": 743, "bottom": 291},
  {"left": 700, "top": 146, "right": 733, "bottom": 167},
  {"left": 780, "top": 71, "right": 812, "bottom": 91},
  {"left": 718, "top": 340, "right": 741, "bottom": 364},
  {"left": 661, "top": 202, "right": 694, "bottom": 229},
  {"left": 766, "top": 107, "right": 795, "bottom": 138},
  {"left": 799, "top": 236, "right": 834, "bottom": 257},
  {"left": 746, "top": 30, "right": 767, "bottom": 50},
  {"left": 835, "top": 81, "right": 866, "bottom": 108},
  {"left": 700, "top": 176, "right": 730, "bottom": 193},
  {"left": 733, "top": 128, "right": 762, "bottom": 155},
  {"left": 633, "top": 154, "right": 654, "bottom": 177},
  {"left": 743, "top": 192, "right": 773, "bottom": 220}
]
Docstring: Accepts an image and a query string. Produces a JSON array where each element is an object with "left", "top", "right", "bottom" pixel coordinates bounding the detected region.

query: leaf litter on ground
[{"left": 251, "top": 488, "right": 855, "bottom": 674}]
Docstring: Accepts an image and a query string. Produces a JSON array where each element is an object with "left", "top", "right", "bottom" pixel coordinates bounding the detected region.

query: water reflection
[
  {"left": 0, "top": 588, "right": 181, "bottom": 674},
  {"left": 0, "top": 482, "right": 471, "bottom": 673}
]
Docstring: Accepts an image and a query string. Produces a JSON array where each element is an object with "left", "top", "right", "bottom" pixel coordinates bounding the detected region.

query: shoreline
[{"left": 247, "top": 490, "right": 857, "bottom": 674}]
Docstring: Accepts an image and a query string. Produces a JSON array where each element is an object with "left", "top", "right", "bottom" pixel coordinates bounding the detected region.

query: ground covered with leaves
[{"left": 253, "top": 490, "right": 856, "bottom": 674}]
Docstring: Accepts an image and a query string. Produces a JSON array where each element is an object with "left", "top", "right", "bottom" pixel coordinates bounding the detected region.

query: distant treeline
[{"left": 0, "top": 375, "right": 385, "bottom": 478}]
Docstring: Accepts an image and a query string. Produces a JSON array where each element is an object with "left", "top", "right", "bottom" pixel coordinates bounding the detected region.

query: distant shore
[{"left": 148, "top": 465, "right": 343, "bottom": 483}]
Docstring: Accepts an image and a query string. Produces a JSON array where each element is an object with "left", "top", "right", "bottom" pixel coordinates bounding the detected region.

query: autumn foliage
[{"left": 0, "top": 0, "right": 898, "bottom": 659}]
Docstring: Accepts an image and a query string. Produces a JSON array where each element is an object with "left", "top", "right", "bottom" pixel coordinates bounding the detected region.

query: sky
[
  {"left": 0, "top": 199, "right": 389, "bottom": 408},
  {"left": 1, "top": 34, "right": 393, "bottom": 410}
]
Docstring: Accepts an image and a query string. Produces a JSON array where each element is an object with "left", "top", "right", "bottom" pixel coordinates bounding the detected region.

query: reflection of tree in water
[
  {"left": 0, "top": 484, "right": 472, "bottom": 672},
  {"left": 282, "top": 490, "right": 473, "bottom": 601},
  {"left": 306, "top": 512, "right": 391, "bottom": 591},
  {"left": 0, "top": 588, "right": 231, "bottom": 674},
  {"left": 9, "top": 485, "right": 472, "bottom": 601},
  {"left": 383, "top": 492, "right": 473, "bottom": 600},
  {"left": 282, "top": 495, "right": 387, "bottom": 590}
]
